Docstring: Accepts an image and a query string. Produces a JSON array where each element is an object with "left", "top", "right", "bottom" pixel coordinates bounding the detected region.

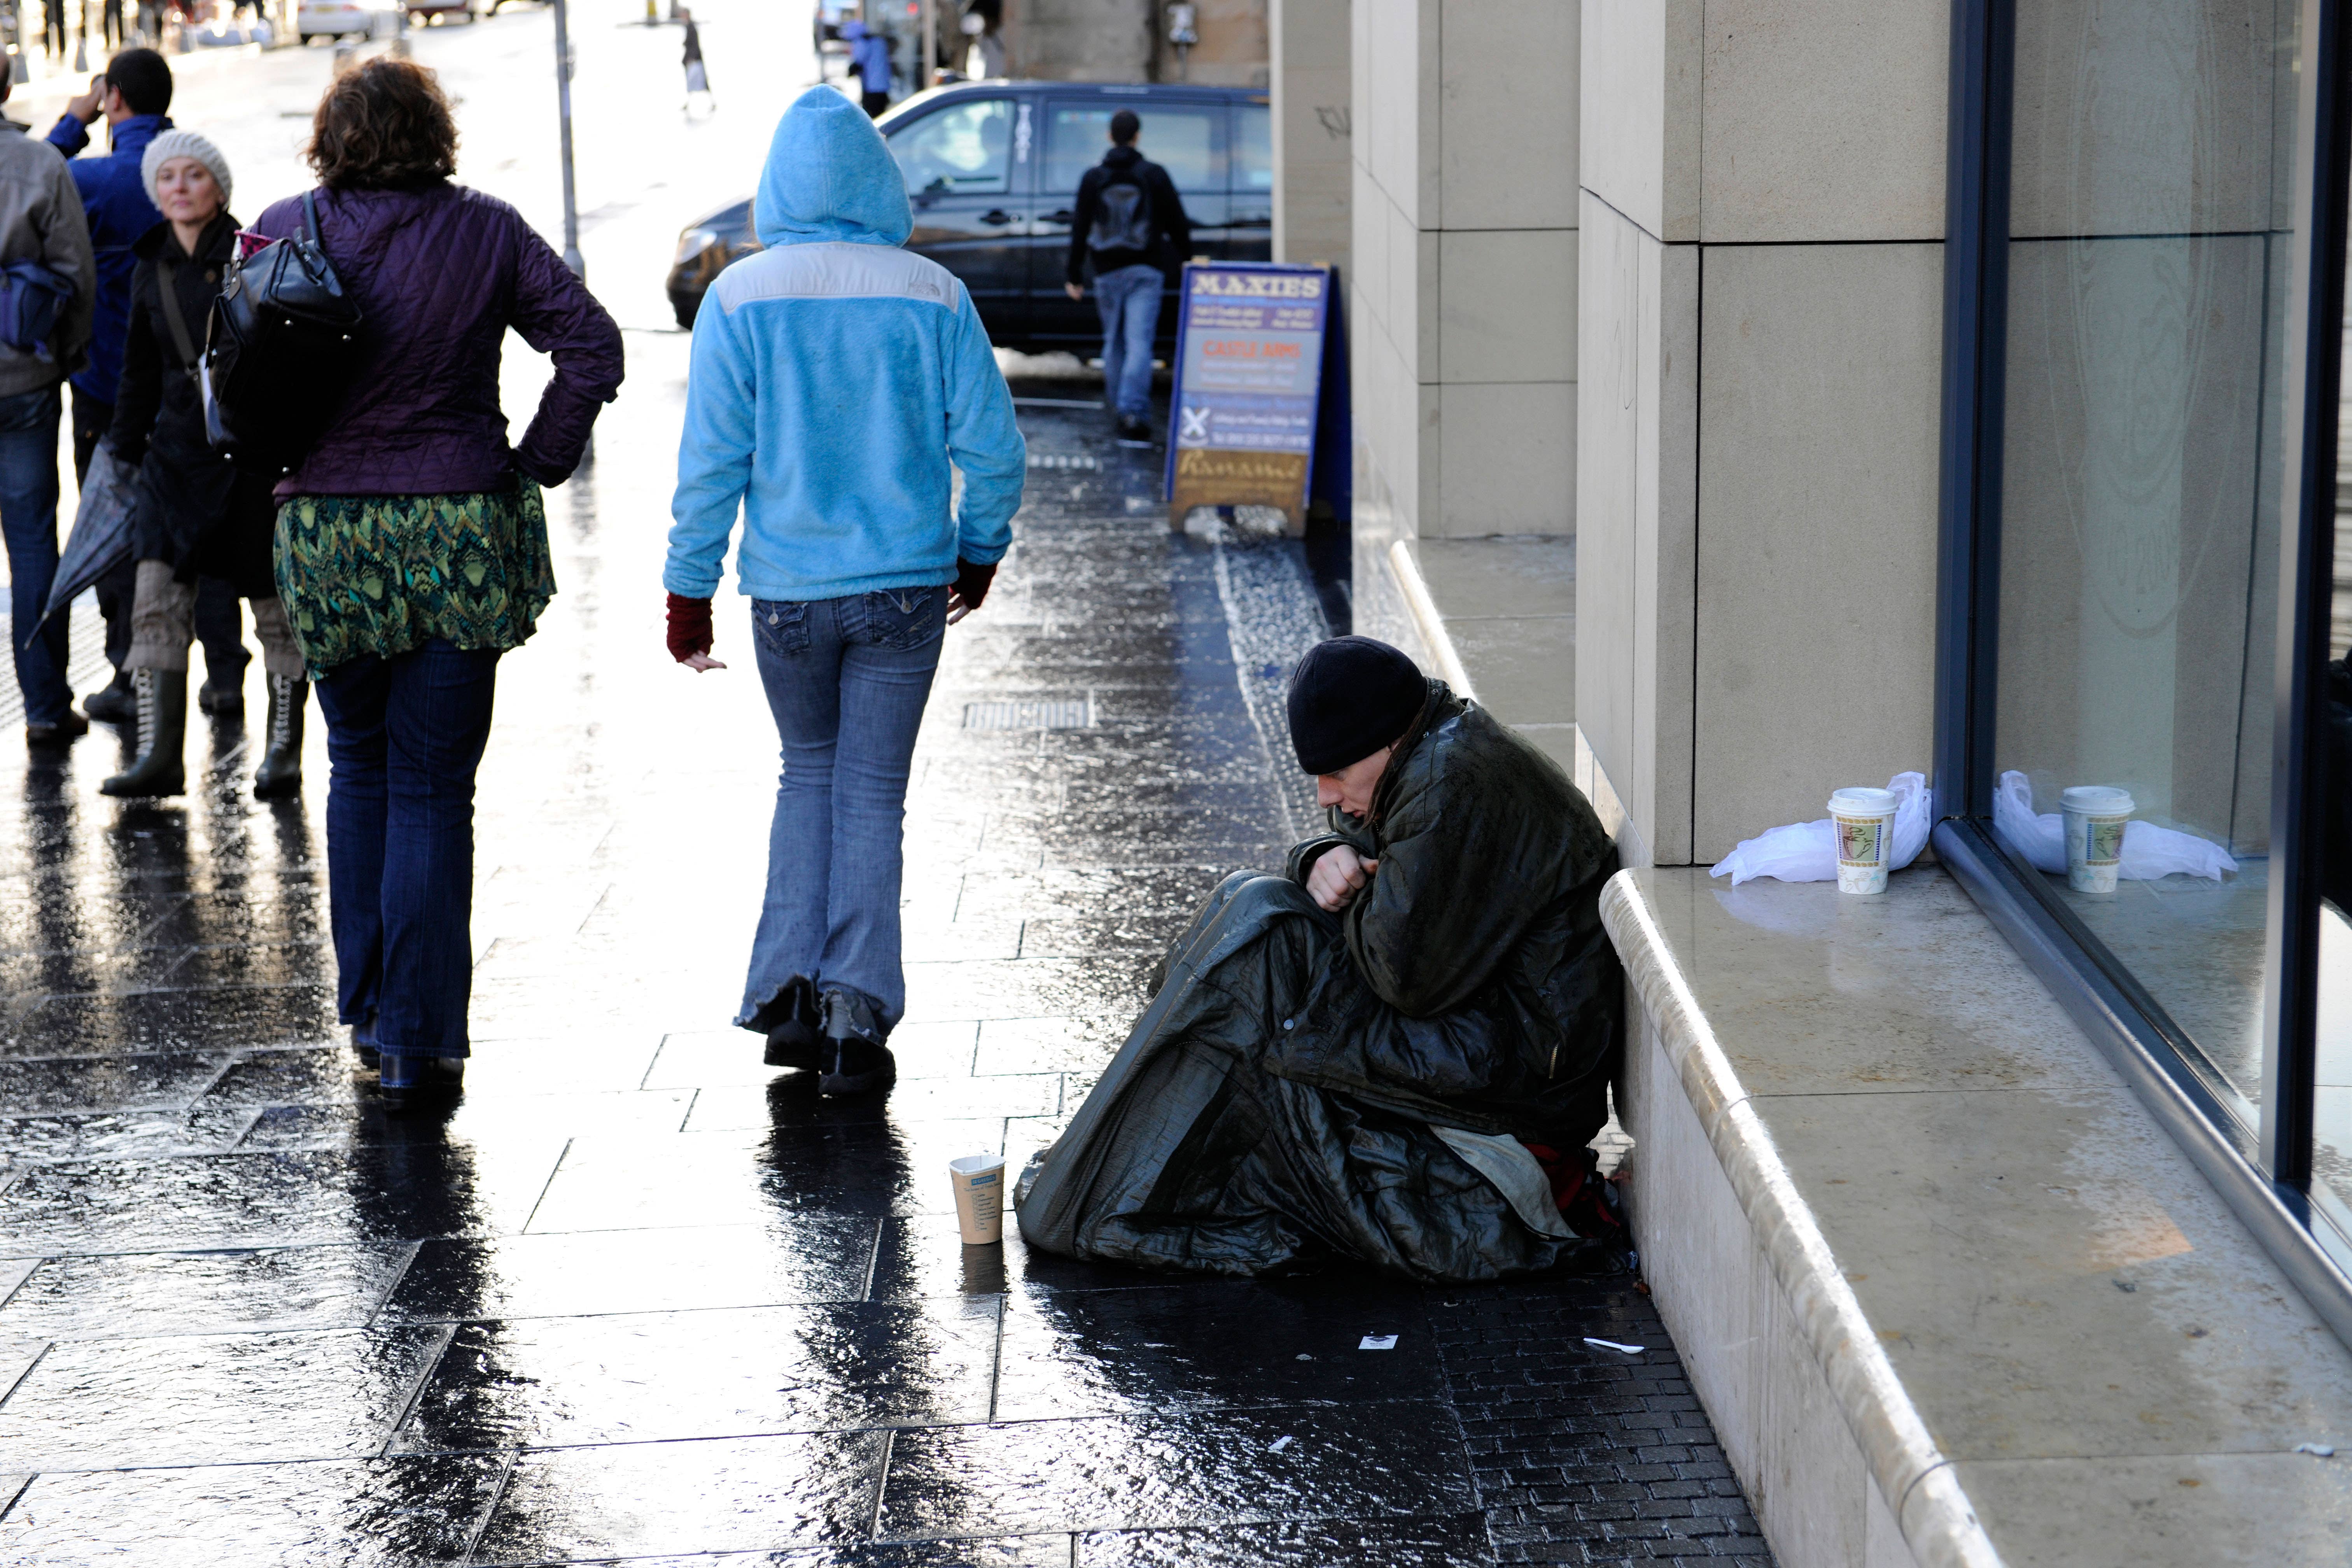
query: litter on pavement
[
  {"left": 1585, "top": 1337, "right": 1645, "bottom": 1354},
  {"left": 1359, "top": 1334, "right": 1398, "bottom": 1350}
]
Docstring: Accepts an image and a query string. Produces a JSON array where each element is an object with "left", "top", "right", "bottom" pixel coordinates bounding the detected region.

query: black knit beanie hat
[{"left": 1286, "top": 636, "right": 1426, "bottom": 774}]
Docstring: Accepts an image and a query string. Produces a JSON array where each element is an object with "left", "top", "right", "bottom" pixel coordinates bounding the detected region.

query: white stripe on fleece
[{"left": 712, "top": 241, "right": 958, "bottom": 313}]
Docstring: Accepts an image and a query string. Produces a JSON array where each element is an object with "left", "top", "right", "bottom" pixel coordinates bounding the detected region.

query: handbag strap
[
  {"left": 152, "top": 256, "right": 202, "bottom": 379},
  {"left": 303, "top": 189, "right": 323, "bottom": 248}
]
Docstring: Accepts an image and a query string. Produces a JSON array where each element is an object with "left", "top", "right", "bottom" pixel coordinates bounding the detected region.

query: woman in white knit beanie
[{"left": 100, "top": 127, "right": 310, "bottom": 802}]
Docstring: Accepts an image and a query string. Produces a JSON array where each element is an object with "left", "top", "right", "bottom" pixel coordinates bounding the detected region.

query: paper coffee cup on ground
[
  {"left": 949, "top": 1153, "right": 1007, "bottom": 1246},
  {"left": 1828, "top": 787, "right": 1900, "bottom": 895},
  {"left": 2062, "top": 786, "right": 2133, "bottom": 894}
]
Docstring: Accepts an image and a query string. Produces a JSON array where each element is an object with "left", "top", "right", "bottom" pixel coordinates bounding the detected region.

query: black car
[{"left": 665, "top": 79, "right": 1272, "bottom": 347}]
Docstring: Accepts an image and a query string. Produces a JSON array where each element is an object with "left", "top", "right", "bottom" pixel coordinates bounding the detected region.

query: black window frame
[{"left": 1931, "top": 0, "right": 2352, "bottom": 1347}]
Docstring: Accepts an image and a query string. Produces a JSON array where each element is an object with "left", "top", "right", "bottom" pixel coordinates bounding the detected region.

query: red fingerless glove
[
  {"left": 666, "top": 592, "right": 714, "bottom": 662},
  {"left": 954, "top": 559, "right": 998, "bottom": 613}
]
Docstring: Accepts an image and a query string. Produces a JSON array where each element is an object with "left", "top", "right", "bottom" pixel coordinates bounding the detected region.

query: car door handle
[
  {"left": 980, "top": 209, "right": 1016, "bottom": 226},
  {"left": 1046, "top": 209, "right": 1075, "bottom": 226}
]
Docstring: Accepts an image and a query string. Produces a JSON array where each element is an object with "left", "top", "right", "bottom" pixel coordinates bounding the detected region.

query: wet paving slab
[{"left": 0, "top": 357, "right": 1769, "bottom": 1562}]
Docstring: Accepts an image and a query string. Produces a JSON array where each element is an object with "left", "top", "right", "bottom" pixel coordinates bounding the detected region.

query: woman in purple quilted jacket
[{"left": 251, "top": 58, "right": 624, "bottom": 1110}]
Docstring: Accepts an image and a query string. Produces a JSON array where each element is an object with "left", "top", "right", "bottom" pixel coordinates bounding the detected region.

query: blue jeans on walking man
[
  {"left": 1095, "top": 262, "right": 1162, "bottom": 422},
  {"left": 739, "top": 587, "right": 947, "bottom": 1032},
  {"left": 314, "top": 638, "right": 501, "bottom": 1060},
  {"left": 0, "top": 386, "right": 73, "bottom": 727}
]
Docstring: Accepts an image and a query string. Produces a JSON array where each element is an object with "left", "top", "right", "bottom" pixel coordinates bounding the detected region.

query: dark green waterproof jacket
[{"left": 1017, "top": 680, "right": 1625, "bottom": 1280}]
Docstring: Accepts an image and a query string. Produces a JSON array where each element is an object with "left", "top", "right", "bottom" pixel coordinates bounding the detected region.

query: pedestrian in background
[
  {"left": 97, "top": 130, "right": 305, "bottom": 801},
  {"left": 0, "top": 66, "right": 96, "bottom": 750},
  {"left": 679, "top": 7, "right": 713, "bottom": 114},
  {"left": 51, "top": 49, "right": 252, "bottom": 726},
  {"left": 257, "top": 58, "right": 623, "bottom": 1110},
  {"left": 666, "top": 85, "right": 1023, "bottom": 1096},
  {"left": 1063, "top": 108, "right": 1188, "bottom": 445},
  {"left": 842, "top": 15, "right": 891, "bottom": 117}
]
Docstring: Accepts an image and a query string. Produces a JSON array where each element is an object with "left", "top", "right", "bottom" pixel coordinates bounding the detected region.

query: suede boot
[
  {"left": 818, "top": 986, "right": 896, "bottom": 1097},
  {"left": 82, "top": 668, "right": 135, "bottom": 724},
  {"left": 253, "top": 673, "right": 306, "bottom": 800},
  {"left": 99, "top": 669, "right": 187, "bottom": 798}
]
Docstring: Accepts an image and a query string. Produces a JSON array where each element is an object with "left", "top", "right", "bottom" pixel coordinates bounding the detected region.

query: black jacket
[
  {"left": 1064, "top": 144, "right": 1190, "bottom": 286},
  {"left": 108, "top": 212, "right": 278, "bottom": 594},
  {"left": 1018, "top": 682, "right": 1626, "bottom": 1280}
]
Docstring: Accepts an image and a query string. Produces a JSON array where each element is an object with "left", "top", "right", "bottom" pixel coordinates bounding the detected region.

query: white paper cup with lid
[
  {"left": 948, "top": 1153, "right": 1008, "bottom": 1246},
  {"left": 2061, "top": 786, "right": 2133, "bottom": 893},
  {"left": 1827, "top": 787, "right": 1900, "bottom": 895}
]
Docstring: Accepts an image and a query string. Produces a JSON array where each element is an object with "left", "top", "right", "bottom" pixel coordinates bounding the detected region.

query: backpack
[
  {"left": 1087, "top": 166, "right": 1154, "bottom": 256},
  {"left": 0, "top": 260, "right": 74, "bottom": 359},
  {"left": 203, "top": 191, "right": 365, "bottom": 476}
]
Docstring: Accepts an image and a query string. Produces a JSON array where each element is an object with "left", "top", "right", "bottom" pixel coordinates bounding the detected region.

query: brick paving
[{"left": 0, "top": 346, "right": 1771, "bottom": 1564}]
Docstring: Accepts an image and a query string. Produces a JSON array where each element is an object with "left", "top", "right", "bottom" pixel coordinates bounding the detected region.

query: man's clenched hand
[{"left": 1306, "top": 844, "right": 1379, "bottom": 913}]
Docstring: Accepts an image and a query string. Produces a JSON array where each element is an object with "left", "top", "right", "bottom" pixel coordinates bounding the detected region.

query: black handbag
[{"left": 203, "top": 190, "right": 364, "bottom": 476}]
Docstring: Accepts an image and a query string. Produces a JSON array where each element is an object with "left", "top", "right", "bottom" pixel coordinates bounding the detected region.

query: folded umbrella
[{"left": 31, "top": 442, "right": 136, "bottom": 642}]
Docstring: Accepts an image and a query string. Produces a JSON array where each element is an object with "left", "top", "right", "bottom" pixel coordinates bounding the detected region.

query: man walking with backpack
[
  {"left": 1063, "top": 109, "right": 1189, "bottom": 444},
  {"left": 0, "top": 66, "right": 96, "bottom": 749}
]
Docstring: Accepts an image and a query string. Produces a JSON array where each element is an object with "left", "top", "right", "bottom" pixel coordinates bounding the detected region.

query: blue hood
[{"left": 755, "top": 84, "right": 911, "bottom": 248}]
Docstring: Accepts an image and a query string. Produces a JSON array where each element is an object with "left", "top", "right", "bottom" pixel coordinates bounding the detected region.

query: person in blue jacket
[
  {"left": 663, "top": 85, "right": 1025, "bottom": 1098},
  {"left": 841, "top": 18, "right": 892, "bottom": 117}
]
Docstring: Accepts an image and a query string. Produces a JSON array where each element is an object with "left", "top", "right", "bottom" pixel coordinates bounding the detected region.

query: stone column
[
  {"left": 1269, "top": 0, "right": 1349, "bottom": 273},
  {"left": 1347, "top": 0, "right": 1580, "bottom": 652},
  {"left": 1575, "top": 0, "right": 1949, "bottom": 869}
]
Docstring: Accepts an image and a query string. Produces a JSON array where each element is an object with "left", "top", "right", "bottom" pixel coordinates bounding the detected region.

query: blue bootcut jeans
[
  {"left": 1094, "top": 262, "right": 1162, "bottom": 422},
  {"left": 738, "top": 586, "right": 947, "bottom": 1032},
  {"left": 314, "top": 637, "right": 500, "bottom": 1060},
  {"left": 0, "top": 385, "right": 72, "bottom": 726}
]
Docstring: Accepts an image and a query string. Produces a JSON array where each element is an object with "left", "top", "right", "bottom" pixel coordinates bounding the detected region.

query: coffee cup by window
[
  {"left": 2061, "top": 786, "right": 2133, "bottom": 894},
  {"left": 1828, "top": 787, "right": 1900, "bottom": 895}
]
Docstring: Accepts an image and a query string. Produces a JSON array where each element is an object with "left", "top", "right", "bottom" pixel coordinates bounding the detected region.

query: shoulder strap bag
[{"left": 204, "top": 191, "right": 365, "bottom": 477}]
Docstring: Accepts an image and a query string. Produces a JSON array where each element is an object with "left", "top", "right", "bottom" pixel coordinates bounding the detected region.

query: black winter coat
[
  {"left": 1017, "top": 682, "right": 1626, "bottom": 1280},
  {"left": 107, "top": 213, "right": 278, "bottom": 595}
]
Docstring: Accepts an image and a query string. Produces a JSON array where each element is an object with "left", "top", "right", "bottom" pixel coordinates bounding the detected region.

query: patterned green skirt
[{"left": 274, "top": 482, "right": 555, "bottom": 679}]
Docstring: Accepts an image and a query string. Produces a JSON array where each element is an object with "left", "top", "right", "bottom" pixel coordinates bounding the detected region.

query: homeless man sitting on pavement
[{"left": 1017, "top": 635, "right": 1628, "bottom": 1281}]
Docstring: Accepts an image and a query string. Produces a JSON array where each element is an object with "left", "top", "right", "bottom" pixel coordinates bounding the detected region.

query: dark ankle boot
[
  {"left": 99, "top": 669, "right": 187, "bottom": 797},
  {"left": 380, "top": 1051, "right": 465, "bottom": 1112},
  {"left": 197, "top": 672, "right": 246, "bottom": 716},
  {"left": 82, "top": 668, "right": 135, "bottom": 724},
  {"left": 253, "top": 673, "right": 306, "bottom": 799},
  {"left": 818, "top": 986, "right": 895, "bottom": 1097},
  {"left": 746, "top": 975, "right": 822, "bottom": 1070}
]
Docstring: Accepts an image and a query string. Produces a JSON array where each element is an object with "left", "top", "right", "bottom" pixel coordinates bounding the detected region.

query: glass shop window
[
  {"left": 1992, "top": 2, "right": 2298, "bottom": 1125},
  {"left": 891, "top": 98, "right": 1015, "bottom": 197}
]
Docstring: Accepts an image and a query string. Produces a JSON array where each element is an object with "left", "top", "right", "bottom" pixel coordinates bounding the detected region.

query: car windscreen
[
  {"left": 889, "top": 98, "right": 1015, "bottom": 197},
  {"left": 1042, "top": 100, "right": 1224, "bottom": 200}
]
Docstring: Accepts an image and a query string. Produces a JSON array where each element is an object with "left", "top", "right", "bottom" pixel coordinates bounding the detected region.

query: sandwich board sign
[{"left": 1164, "top": 260, "right": 1332, "bottom": 532}]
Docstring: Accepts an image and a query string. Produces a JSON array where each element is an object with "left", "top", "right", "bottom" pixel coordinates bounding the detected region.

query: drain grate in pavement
[
  {"left": 1027, "top": 453, "right": 1099, "bottom": 471},
  {"left": 964, "top": 696, "right": 1092, "bottom": 731}
]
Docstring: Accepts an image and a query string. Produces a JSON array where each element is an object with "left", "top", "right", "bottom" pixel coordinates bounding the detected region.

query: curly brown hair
[{"left": 306, "top": 57, "right": 459, "bottom": 190}]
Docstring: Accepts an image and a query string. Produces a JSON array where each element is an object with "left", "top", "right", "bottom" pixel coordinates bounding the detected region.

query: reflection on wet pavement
[{"left": 0, "top": 350, "right": 1766, "bottom": 1561}]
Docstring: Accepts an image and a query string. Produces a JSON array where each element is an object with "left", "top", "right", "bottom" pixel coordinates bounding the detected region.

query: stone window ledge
[{"left": 1603, "top": 867, "right": 2352, "bottom": 1568}]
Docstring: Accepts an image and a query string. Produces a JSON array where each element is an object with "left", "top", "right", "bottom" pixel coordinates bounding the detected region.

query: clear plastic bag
[
  {"left": 1992, "top": 771, "right": 2235, "bottom": 882},
  {"left": 1710, "top": 772, "right": 1930, "bottom": 886}
]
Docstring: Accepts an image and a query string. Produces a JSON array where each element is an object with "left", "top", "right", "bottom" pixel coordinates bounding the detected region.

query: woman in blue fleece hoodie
[{"left": 665, "top": 85, "right": 1026, "bottom": 1097}]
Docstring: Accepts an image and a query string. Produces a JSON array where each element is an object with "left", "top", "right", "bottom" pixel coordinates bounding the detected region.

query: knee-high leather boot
[
  {"left": 100, "top": 669, "right": 187, "bottom": 797},
  {"left": 253, "top": 672, "right": 306, "bottom": 800}
]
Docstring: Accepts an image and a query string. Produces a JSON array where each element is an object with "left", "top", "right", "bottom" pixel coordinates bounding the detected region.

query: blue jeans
[
  {"left": 740, "top": 587, "right": 947, "bottom": 1031},
  {"left": 314, "top": 638, "right": 500, "bottom": 1059},
  {"left": 0, "top": 385, "right": 71, "bottom": 725},
  {"left": 1095, "top": 262, "right": 1162, "bottom": 420}
]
